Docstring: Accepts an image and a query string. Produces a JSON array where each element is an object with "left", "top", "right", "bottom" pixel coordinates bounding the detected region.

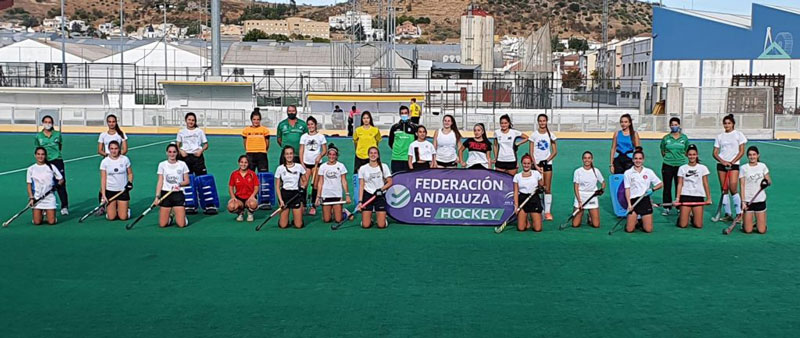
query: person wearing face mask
[
  {"left": 35, "top": 115, "right": 70, "bottom": 216},
  {"left": 388, "top": 105, "right": 417, "bottom": 173},
  {"left": 659, "top": 117, "right": 689, "bottom": 216},
  {"left": 277, "top": 105, "right": 308, "bottom": 165}
]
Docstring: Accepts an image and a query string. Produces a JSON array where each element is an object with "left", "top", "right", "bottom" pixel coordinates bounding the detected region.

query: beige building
[
  {"left": 460, "top": 6, "right": 494, "bottom": 71},
  {"left": 244, "top": 17, "right": 329, "bottom": 39}
]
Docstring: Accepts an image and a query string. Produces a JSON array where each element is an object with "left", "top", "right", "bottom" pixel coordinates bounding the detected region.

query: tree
[
  {"left": 71, "top": 22, "right": 83, "bottom": 33},
  {"left": 551, "top": 36, "right": 565, "bottom": 52},
  {"left": 616, "top": 26, "right": 636, "bottom": 40},
  {"left": 562, "top": 69, "right": 583, "bottom": 89},
  {"left": 265, "top": 34, "right": 290, "bottom": 42},
  {"left": 186, "top": 22, "right": 202, "bottom": 36},
  {"left": 243, "top": 29, "right": 268, "bottom": 42},
  {"left": 311, "top": 37, "right": 330, "bottom": 43},
  {"left": 569, "top": 3, "right": 580, "bottom": 12},
  {"left": 568, "top": 37, "right": 588, "bottom": 53},
  {"left": 125, "top": 25, "right": 136, "bottom": 34}
]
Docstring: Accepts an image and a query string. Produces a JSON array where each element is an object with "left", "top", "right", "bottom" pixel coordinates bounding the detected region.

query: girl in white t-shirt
[
  {"left": 298, "top": 116, "right": 327, "bottom": 216},
  {"left": 530, "top": 114, "right": 558, "bottom": 220},
  {"left": 571, "top": 151, "right": 605, "bottom": 228},
  {"left": 513, "top": 154, "right": 544, "bottom": 232},
  {"left": 433, "top": 115, "right": 461, "bottom": 168},
  {"left": 154, "top": 144, "right": 191, "bottom": 228},
  {"left": 357, "top": 147, "right": 392, "bottom": 229},
  {"left": 315, "top": 145, "right": 351, "bottom": 223},
  {"left": 176, "top": 112, "right": 209, "bottom": 176},
  {"left": 408, "top": 125, "right": 437, "bottom": 170},
  {"left": 739, "top": 146, "right": 772, "bottom": 234},
  {"left": 26, "top": 147, "right": 65, "bottom": 225},
  {"left": 493, "top": 114, "right": 529, "bottom": 175},
  {"left": 712, "top": 114, "right": 747, "bottom": 220},
  {"left": 97, "top": 114, "right": 128, "bottom": 156},
  {"left": 623, "top": 149, "right": 663, "bottom": 233},
  {"left": 675, "top": 144, "right": 711, "bottom": 229},
  {"left": 99, "top": 140, "right": 134, "bottom": 221},
  {"left": 275, "top": 146, "right": 308, "bottom": 229}
]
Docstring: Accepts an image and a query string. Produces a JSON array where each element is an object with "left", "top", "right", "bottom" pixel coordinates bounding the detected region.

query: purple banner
[{"left": 386, "top": 169, "right": 515, "bottom": 226}]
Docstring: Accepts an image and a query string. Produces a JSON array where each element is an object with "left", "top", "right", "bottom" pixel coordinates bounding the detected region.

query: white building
[
  {"left": 620, "top": 35, "right": 652, "bottom": 106},
  {"left": 0, "top": 38, "right": 112, "bottom": 63},
  {"left": 328, "top": 11, "right": 377, "bottom": 41},
  {"left": 460, "top": 5, "right": 494, "bottom": 71}
]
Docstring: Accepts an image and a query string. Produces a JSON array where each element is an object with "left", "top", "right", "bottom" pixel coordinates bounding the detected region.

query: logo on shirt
[
  {"left": 643, "top": 175, "right": 648, "bottom": 180},
  {"left": 686, "top": 169, "right": 697, "bottom": 177},
  {"left": 306, "top": 139, "right": 319, "bottom": 151},
  {"left": 536, "top": 139, "right": 549, "bottom": 151}
]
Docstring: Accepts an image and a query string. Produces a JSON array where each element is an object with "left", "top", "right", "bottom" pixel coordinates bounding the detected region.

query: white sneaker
[
  {"left": 661, "top": 208, "right": 670, "bottom": 216},
  {"left": 246, "top": 212, "right": 254, "bottom": 222},
  {"left": 236, "top": 213, "right": 244, "bottom": 222},
  {"left": 60, "top": 207, "right": 69, "bottom": 216}
]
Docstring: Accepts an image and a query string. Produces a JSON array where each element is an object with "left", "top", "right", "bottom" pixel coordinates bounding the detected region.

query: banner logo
[{"left": 387, "top": 185, "right": 411, "bottom": 208}]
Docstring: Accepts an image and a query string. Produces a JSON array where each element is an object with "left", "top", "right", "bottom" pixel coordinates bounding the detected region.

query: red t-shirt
[{"left": 229, "top": 169, "right": 259, "bottom": 200}]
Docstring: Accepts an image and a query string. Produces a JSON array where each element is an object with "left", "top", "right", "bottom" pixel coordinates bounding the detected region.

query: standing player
[
  {"left": 357, "top": 147, "right": 392, "bottom": 229},
  {"left": 35, "top": 115, "right": 69, "bottom": 216},
  {"left": 660, "top": 117, "right": 689, "bottom": 216},
  {"left": 624, "top": 149, "right": 663, "bottom": 233},
  {"left": 609, "top": 114, "right": 639, "bottom": 174},
  {"left": 388, "top": 106, "right": 416, "bottom": 173},
  {"left": 176, "top": 112, "right": 209, "bottom": 176},
  {"left": 712, "top": 114, "right": 747, "bottom": 222},
  {"left": 99, "top": 141, "right": 133, "bottom": 221},
  {"left": 459, "top": 123, "right": 493, "bottom": 169},
  {"left": 227, "top": 155, "right": 259, "bottom": 222},
  {"left": 348, "top": 105, "right": 359, "bottom": 137},
  {"left": 409, "top": 97, "right": 422, "bottom": 125},
  {"left": 154, "top": 144, "right": 191, "bottom": 228},
  {"left": 530, "top": 114, "right": 557, "bottom": 220},
  {"left": 513, "top": 154, "right": 544, "bottom": 232},
  {"left": 433, "top": 114, "right": 461, "bottom": 168},
  {"left": 26, "top": 147, "right": 65, "bottom": 225},
  {"left": 739, "top": 146, "right": 771, "bottom": 234},
  {"left": 316, "top": 145, "right": 351, "bottom": 223},
  {"left": 98, "top": 114, "right": 128, "bottom": 157},
  {"left": 277, "top": 105, "right": 308, "bottom": 165},
  {"left": 299, "top": 116, "right": 327, "bottom": 216},
  {"left": 408, "top": 125, "right": 436, "bottom": 170},
  {"left": 675, "top": 144, "right": 711, "bottom": 228},
  {"left": 275, "top": 146, "right": 307, "bottom": 229},
  {"left": 572, "top": 151, "right": 605, "bottom": 228},
  {"left": 242, "top": 109, "right": 270, "bottom": 172},
  {"left": 352, "top": 111, "right": 381, "bottom": 171},
  {"left": 493, "top": 114, "right": 528, "bottom": 175}
]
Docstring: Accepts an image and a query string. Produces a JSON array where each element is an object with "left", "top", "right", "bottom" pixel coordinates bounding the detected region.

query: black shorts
[
  {"left": 322, "top": 197, "right": 342, "bottom": 205},
  {"left": 354, "top": 156, "right": 369, "bottom": 172},
  {"left": 518, "top": 193, "right": 543, "bottom": 214},
  {"left": 746, "top": 201, "right": 767, "bottom": 212},
  {"left": 716, "top": 163, "right": 740, "bottom": 171},
  {"left": 178, "top": 153, "right": 207, "bottom": 176},
  {"left": 496, "top": 160, "right": 517, "bottom": 170},
  {"left": 105, "top": 189, "right": 130, "bottom": 202},
  {"left": 538, "top": 161, "right": 553, "bottom": 172},
  {"left": 436, "top": 160, "right": 458, "bottom": 168},
  {"left": 630, "top": 195, "right": 653, "bottom": 216},
  {"left": 410, "top": 116, "right": 420, "bottom": 125},
  {"left": 614, "top": 155, "right": 633, "bottom": 174},
  {"left": 160, "top": 190, "right": 185, "bottom": 208},
  {"left": 412, "top": 161, "right": 432, "bottom": 171},
  {"left": 469, "top": 163, "right": 488, "bottom": 169},
  {"left": 679, "top": 195, "right": 705, "bottom": 204},
  {"left": 280, "top": 189, "right": 303, "bottom": 209},
  {"left": 391, "top": 160, "right": 408, "bottom": 174},
  {"left": 304, "top": 163, "right": 317, "bottom": 170},
  {"left": 362, "top": 191, "right": 386, "bottom": 212},
  {"left": 247, "top": 153, "right": 269, "bottom": 172}
]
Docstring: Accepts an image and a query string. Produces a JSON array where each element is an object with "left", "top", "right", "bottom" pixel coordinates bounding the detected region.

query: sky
[{"left": 260, "top": 1, "right": 800, "bottom": 15}]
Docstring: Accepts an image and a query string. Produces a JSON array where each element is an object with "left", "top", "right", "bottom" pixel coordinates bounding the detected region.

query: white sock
[
  {"left": 722, "top": 195, "right": 731, "bottom": 216},
  {"left": 544, "top": 194, "right": 552, "bottom": 213},
  {"left": 732, "top": 195, "right": 742, "bottom": 215}
]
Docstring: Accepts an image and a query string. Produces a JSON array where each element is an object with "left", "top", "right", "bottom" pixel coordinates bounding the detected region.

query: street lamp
[{"left": 159, "top": 1, "right": 174, "bottom": 79}]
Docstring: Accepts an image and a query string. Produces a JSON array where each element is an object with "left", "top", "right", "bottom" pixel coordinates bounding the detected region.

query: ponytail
[{"left": 537, "top": 114, "right": 553, "bottom": 141}]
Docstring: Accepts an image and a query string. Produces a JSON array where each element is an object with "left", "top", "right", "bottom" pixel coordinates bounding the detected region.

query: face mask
[
  {"left": 400, "top": 115, "right": 409, "bottom": 122},
  {"left": 670, "top": 126, "right": 681, "bottom": 133},
  {"left": 288, "top": 113, "right": 297, "bottom": 120},
  {"left": 43, "top": 123, "right": 53, "bottom": 130}
]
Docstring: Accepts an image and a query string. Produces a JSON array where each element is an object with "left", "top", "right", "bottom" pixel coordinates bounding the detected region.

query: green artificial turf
[{"left": 0, "top": 133, "right": 798, "bottom": 337}]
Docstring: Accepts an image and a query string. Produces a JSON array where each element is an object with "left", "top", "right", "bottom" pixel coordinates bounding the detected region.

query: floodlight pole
[
  {"left": 120, "top": 0, "right": 124, "bottom": 111},
  {"left": 60, "top": 0, "right": 66, "bottom": 87},
  {"left": 211, "top": 0, "right": 221, "bottom": 76}
]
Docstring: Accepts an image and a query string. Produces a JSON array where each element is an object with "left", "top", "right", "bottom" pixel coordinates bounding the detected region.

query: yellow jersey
[
  {"left": 353, "top": 126, "right": 382, "bottom": 159},
  {"left": 242, "top": 126, "right": 270, "bottom": 153},
  {"left": 410, "top": 103, "right": 421, "bottom": 117}
]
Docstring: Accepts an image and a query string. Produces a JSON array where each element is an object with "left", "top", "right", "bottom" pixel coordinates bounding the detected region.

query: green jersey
[
  {"left": 660, "top": 133, "right": 689, "bottom": 167},
  {"left": 34, "top": 130, "right": 63, "bottom": 160},
  {"left": 389, "top": 121, "right": 416, "bottom": 161},
  {"left": 277, "top": 119, "right": 308, "bottom": 152}
]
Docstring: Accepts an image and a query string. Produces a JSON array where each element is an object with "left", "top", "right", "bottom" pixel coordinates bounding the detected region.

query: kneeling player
[
  {"left": 316, "top": 145, "right": 351, "bottom": 223},
  {"left": 513, "top": 154, "right": 544, "bottom": 232},
  {"left": 624, "top": 149, "right": 663, "bottom": 233},
  {"left": 275, "top": 146, "right": 307, "bottom": 228},
  {"left": 100, "top": 141, "right": 133, "bottom": 221},
  {"left": 228, "top": 155, "right": 259, "bottom": 222},
  {"left": 572, "top": 151, "right": 605, "bottom": 228},
  {"left": 675, "top": 145, "right": 711, "bottom": 228},
  {"left": 357, "top": 147, "right": 392, "bottom": 229}
]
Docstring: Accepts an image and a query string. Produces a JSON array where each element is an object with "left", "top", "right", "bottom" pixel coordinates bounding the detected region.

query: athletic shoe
[
  {"left": 167, "top": 216, "right": 174, "bottom": 227},
  {"left": 60, "top": 207, "right": 69, "bottom": 216},
  {"left": 545, "top": 213, "right": 553, "bottom": 221},
  {"left": 246, "top": 212, "right": 254, "bottom": 222},
  {"left": 661, "top": 208, "right": 670, "bottom": 216},
  {"left": 236, "top": 213, "right": 244, "bottom": 222},
  {"left": 721, "top": 214, "right": 734, "bottom": 222},
  {"left": 308, "top": 207, "right": 316, "bottom": 216}
]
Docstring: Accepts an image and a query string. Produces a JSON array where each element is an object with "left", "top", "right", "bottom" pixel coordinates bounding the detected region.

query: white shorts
[
  {"left": 574, "top": 191, "right": 599, "bottom": 209},
  {"left": 34, "top": 194, "right": 57, "bottom": 210}
]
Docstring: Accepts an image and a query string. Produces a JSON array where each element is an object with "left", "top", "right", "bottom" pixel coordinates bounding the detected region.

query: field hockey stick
[
  {"left": 608, "top": 191, "right": 652, "bottom": 235},
  {"left": 79, "top": 190, "right": 127, "bottom": 223},
  {"left": 125, "top": 190, "right": 175, "bottom": 230},
  {"left": 331, "top": 191, "right": 381, "bottom": 231},
  {"left": 559, "top": 189, "right": 603, "bottom": 230},
  {"left": 255, "top": 192, "right": 303, "bottom": 231},
  {"left": 495, "top": 191, "right": 537, "bottom": 234},
  {"left": 306, "top": 165, "right": 317, "bottom": 207},
  {"left": 723, "top": 179, "right": 769, "bottom": 235},
  {"left": 712, "top": 167, "right": 732, "bottom": 222},
  {"left": 322, "top": 200, "right": 347, "bottom": 206},
  {"left": 659, "top": 201, "right": 711, "bottom": 208},
  {"left": 2, "top": 187, "right": 58, "bottom": 228}
]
